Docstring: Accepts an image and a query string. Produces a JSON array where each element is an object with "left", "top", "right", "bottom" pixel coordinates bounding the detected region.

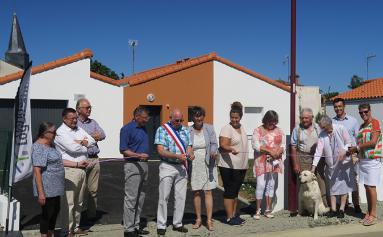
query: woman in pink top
[{"left": 252, "top": 110, "right": 285, "bottom": 220}]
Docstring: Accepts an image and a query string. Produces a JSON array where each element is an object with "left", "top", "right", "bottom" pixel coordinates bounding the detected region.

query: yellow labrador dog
[{"left": 298, "top": 170, "right": 329, "bottom": 219}]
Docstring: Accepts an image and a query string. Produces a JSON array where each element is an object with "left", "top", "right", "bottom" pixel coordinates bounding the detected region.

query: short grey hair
[
  {"left": 300, "top": 108, "right": 313, "bottom": 117},
  {"left": 319, "top": 115, "right": 332, "bottom": 128}
]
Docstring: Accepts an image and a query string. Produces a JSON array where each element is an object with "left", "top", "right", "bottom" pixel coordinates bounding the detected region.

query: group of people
[
  {"left": 291, "top": 98, "right": 381, "bottom": 226},
  {"left": 32, "top": 98, "right": 105, "bottom": 237},
  {"left": 30, "top": 97, "right": 382, "bottom": 237}
]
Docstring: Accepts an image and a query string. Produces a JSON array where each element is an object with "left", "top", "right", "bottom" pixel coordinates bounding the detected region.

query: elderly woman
[
  {"left": 218, "top": 101, "right": 248, "bottom": 226},
  {"left": 252, "top": 110, "right": 285, "bottom": 220},
  {"left": 32, "top": 122, "right": 65, "bottom": 237},
  {"left": 189, "top": 106, "right": 218, "bottom": 231},
  {"left": 311, "top": 116, "right": 356, "bottom": 219},
  {"left": 349, "top": 103, "right": 382, "bottom": 226}
]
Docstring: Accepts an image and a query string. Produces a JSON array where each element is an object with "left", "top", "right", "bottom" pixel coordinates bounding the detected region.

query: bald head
[{"left": 170, "top": 108, "right": 184, "bottom": 129}]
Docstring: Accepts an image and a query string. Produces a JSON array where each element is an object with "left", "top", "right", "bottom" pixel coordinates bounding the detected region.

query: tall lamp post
[
  {"left": 366, "top": 54, "right": 376, "bottom": 80},
  {"left": 283, "top": 55, "right": 290, "bottom": 83},
  {"left": 129, "top": 39, "right": 138, "bottom": 74}
]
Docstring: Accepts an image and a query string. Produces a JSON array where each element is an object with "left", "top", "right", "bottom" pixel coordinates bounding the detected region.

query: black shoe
[
  {"left": 157, "top": 229, "right": 166, "bottom": 236},
  {"left": 124, "top": 231, "right": 142, "bottom": 237},
  {"left": 172, "top": 225, "right": 188, "bottom": 233},
  {"left": 337, "top": 210, "right": 345, "bottom": 219},
  {"left": 354, "top": 205, "right": 362, "bottom": 214},
  {"left": 226, "top": 217, "right": 243, "bottom": 226},
  {"left": 327, "top": 210, "right": 337, "bottom": 218},
  {"left": 234, "top": 215, "right": 246, "bottom": 223},
  {"left": 135, "top": 228, "right": 149, "bottom": 235}
]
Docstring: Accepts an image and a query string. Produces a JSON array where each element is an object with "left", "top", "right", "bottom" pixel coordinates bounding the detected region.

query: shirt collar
[
  {"left": 78, "top": 117, "right": 91, "bottom": 124},
  {"left": 333, "top": 113, "right": 349, "bottom": 121},
  {"left": 62, "top": 123, "right": 79, "bottom": 132}
]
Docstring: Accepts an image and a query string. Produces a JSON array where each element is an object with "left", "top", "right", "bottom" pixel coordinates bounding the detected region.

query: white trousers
[
  {"left": 256, "top": 172, "right": 278, "bottom": 199},
  {"left": 156, "top": 162, "right": 187, "bottom": 229}
]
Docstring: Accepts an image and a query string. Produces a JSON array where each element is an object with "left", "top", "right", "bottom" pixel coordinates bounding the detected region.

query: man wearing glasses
[
  {"left": 154, "top": 109, "right": 194, "bottom": 236},
  {"left": 332, "top": 97, "right": 361, "bottom": 214},
  {"left": 76, "top": 98, "right": 106, "bottom": 221}
]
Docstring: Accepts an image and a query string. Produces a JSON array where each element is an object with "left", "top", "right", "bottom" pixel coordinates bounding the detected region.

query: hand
[
  {"left": 139, "top": 153, "right": 149, "bottom": 161},
  {"left": 293, "top": 164, "right": 301, "bottom": 175},
  {"left": 188, "top": 154, "right": 195, "bottom": 161},
  {"left": 91, "top": 132, "right": 102, "bottom": 141},
  {"left": 276, "top": 147, "right": 284, "bottom": 156},
  {"left": 338, "top": 149, "right": 347, "bottom": 161},
  {"left": 78, "top": 160, "right": 89, "bottom": 168},
  {"left": 177, "top": 154, "right": 187, "bottom": 161},
  {"left": 38, "top": 193, "right": 46, "bottom": 206},
  {"left": 269, "top": 149, "right": 279, "bottom": 159},
  {"left": 80, "top": 139, "right": 89, "bottom": 147},
  {"left": 231, "top": 149, "right": 239, "bottom": 155},
  {"left": 210, "top": 152, "right": 218, "bottom": 159}
]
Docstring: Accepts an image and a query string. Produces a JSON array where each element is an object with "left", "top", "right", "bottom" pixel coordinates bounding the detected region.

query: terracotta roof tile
[
  {"left": 333, "top": 77, "right": 383, "bottom": 101},
  {"left": 119, "top": 53, "right": 290, "bottom": 91},
  {"left": 89, "top": 71, "right": 121, "bottom": 86},
  {"left": 0, "top": 49, "right": 94, "bottom": 85}
]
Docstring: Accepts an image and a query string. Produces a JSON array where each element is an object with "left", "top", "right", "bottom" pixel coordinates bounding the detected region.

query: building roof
[
  {"left": 0, "top": 49, "right": 119, "bottom": 86},
  {"left": 119, "top": 53, "right": 290, "bottom": 91},
  {"left": 332, "top": 77, "right": 383, "bottom": 101}
]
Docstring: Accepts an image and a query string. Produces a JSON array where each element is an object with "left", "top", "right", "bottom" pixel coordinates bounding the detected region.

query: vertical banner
[{"left": 9, "top": 62, "right": 33, "bottom": 185}]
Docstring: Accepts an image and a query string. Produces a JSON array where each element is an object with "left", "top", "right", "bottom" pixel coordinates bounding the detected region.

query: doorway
[{"left": 142, "top": 105, "right": 161, "bottom": 160}]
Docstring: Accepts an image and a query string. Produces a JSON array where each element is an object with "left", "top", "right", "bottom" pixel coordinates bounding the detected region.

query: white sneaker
[
  {"left": 253, "top": 209, "right": 261, "bottom": 220},
  {"left": 264, "top": 210, "right": 274, "bottom": 218}
]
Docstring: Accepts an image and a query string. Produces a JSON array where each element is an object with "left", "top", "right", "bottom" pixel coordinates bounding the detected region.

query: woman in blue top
[{"left": 32, "top": 122, "right": 65, "bottom": 237}]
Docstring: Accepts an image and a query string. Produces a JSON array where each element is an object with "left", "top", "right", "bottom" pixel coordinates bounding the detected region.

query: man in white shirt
[{"left": 55, "top": 108, "right": 95, "bottom": 237}]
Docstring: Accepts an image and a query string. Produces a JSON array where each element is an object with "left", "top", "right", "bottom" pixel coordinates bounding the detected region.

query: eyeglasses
[
  {"left": 174, "top": 119, "right": 184, "bottom": 123},
  {"left": 359, "top": 110, "right": 370, "bottom": 115},
  {"left": 80, "top": 106, "right": 92, "bottom": 110}
]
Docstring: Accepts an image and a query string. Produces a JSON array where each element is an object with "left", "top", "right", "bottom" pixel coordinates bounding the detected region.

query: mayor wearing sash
[{"left": 154, "top": 109, "right": 195, "bottom": 236}]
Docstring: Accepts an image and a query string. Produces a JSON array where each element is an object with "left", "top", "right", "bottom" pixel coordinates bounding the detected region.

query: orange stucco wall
[{"left": 123, "top": 61, "right": 214, "bottom": 125}]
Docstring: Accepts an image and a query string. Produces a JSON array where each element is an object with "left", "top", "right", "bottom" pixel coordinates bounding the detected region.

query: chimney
[{"left": 5, "top": 13, "right": 29, "bottom": 69}]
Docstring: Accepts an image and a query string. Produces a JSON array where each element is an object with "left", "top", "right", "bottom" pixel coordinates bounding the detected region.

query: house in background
[
  {"left": 326, "top": 77, "right": 383, "bottom": 202},
  {"left": 0, "top": 15, "right": 123, "bottom": 158}
]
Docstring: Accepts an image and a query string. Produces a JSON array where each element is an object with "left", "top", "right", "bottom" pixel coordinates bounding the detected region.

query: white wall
[
  {"left": 325, "top": 99, "right": 383, "bottom": 203},
  {"left": 0, "top": 59, "right": 123, "bottom": 158},
  {"left": 213, "top": 61, "right": 290, "bottom": 211}
]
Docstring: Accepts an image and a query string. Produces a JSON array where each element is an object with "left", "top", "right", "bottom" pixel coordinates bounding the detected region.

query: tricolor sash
[{"left": 162, "top": 122, "right": 188, "bottom": 171}]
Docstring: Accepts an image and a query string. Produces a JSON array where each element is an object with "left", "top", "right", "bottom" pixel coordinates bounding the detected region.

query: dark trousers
[
  {"left": 219, "top": 167, "right": 247, "bottom": 199},
  {"left": 40, "top": 196, "right": 60, "bottom": 234}
]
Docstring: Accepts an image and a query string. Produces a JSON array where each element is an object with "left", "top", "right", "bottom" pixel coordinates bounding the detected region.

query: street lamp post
[
  {"left": 129, "top": 39, "right": 138, "bottom": 74},
  {"left": 283, "top": 55, "right": 290, "bottom": 83},
  {"left": 366, "top": 54, "right": 376, "bottom": 80}
]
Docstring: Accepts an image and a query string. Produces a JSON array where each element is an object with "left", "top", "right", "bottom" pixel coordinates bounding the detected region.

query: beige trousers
[
  {"left": 84, "top": 158, "right": 100, "bottom": 218},
  {"left": 61, "top": 167, "right": 86, "bottom": 232}
]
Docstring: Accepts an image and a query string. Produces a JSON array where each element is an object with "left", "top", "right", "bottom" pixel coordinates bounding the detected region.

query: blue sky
[{"left": 0, "top": 0, "right": 382, "bottom": 93}]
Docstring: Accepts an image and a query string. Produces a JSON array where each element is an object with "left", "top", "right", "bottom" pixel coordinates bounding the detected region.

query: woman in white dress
[
  {"left": 311, "top": 116, "right": 356, "bottom": 218},
  {"left": 349, "top": 103, "right": 382, "bottom": 226},
  {"left": 189, "top": 106, "right": 218, "bottom": 231}
]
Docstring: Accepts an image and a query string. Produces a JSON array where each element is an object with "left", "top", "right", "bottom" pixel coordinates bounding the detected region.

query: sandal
[
  {"left": 253, "top": 209, "right": 261, "bottom": 220},
  {"left": 264, "top": 210, "right": 274, "bottom": 218},
  {"left": 363, "top": 216, "right": 378, "bottom": 226},
  {"left": 192, "top": 219, "right": 202, "bottom": 229},
  {"left": 359, "top": 213, "right": 369, "bottom": 223},
  {"left": 207, "top": 219, "right": 214, "bottom": 231}
]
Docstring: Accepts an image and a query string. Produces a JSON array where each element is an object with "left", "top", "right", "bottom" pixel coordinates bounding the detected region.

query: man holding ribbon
[{"left": 154, "top": 109, "right": 194, "bottom": 236}]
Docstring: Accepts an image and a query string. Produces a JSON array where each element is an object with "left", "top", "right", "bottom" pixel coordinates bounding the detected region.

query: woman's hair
[
  {"left": 191, "top": 106, "right": 206, "bottom": 118},
  {"left": 319, "top": 115, "right": 332, "bottom": 128},
  {"left": 36, "top": 122, "right": 55, "bottom": 139},
  {"left": 262, "top": 110, "right": 279, "bottom": 125},
  {"left": 230, "top": 101, "right": 243, "bottom": 118},
  {"left": 358, "top": 103, "right": 370, "bottom": 111}
]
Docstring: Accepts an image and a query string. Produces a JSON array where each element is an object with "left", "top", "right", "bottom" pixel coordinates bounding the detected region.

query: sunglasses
[
  {"left": 174, "top": 119, "right": 184, "bottom": 123},
  {"left": 359, "top": 110, "right": 369, "bottom": 115}
]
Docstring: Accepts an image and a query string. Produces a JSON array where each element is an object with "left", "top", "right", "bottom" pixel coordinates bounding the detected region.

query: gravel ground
[{"left": 140, "top": 202, "right": 383, "bottom": 237}]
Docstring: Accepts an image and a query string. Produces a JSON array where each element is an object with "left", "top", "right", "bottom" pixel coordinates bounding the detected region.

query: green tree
[
  {"left": 348, "top": 75, "right": 364, "bottom": 89},
  {"left": 90, "top": 59, "right": 124, "bottom": 80}
]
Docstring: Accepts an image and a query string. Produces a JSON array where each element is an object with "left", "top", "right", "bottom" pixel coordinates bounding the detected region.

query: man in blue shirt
[
  {"left": 120, "top": 106, "right": 150, "bottom": 237},
  {"left": 332, "top": 97, "right": 361, "bottom": 214}
]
